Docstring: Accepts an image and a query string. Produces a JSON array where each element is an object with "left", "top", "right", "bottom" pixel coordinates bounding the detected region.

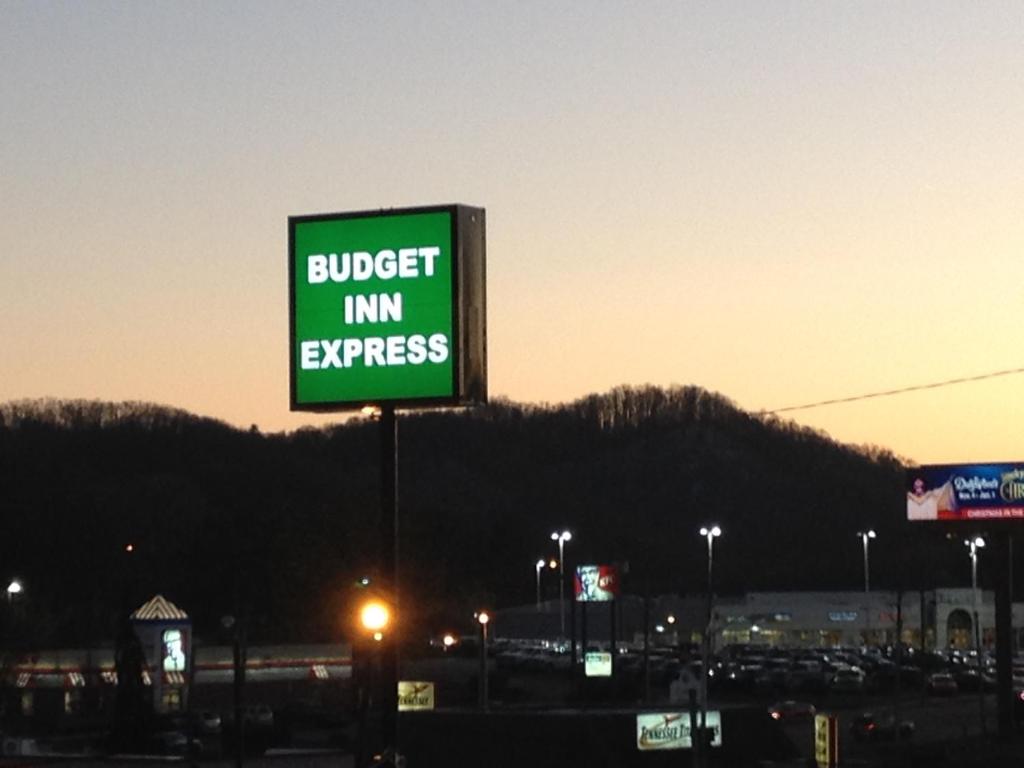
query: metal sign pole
[
  {"left": 996, "top": 531, "right": 1013, "bottom": 739},
  {"left": 379, "top": 404, "right": 399, "bottom": 762}
]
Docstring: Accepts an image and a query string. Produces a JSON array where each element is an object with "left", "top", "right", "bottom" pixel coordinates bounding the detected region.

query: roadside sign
[
  {"left": 636, "top": 711, "right": 721, "bottom": 750},
  {"left": 585, "top": 651, "right": 612, "bottom": 677},
  {"left": 397, "top": 680, "right": 435, "bottom": 711},
  {"left": 289, "top": 204, "right": 486, "bottom": 410},
  {"left": 814, "top": 713, "right": 838, "bottom": 767}
]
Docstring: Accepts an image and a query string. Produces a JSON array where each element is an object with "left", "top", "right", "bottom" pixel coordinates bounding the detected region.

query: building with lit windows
[{"left": 494, "top": 589, "right": 1024, "bottom": 651}]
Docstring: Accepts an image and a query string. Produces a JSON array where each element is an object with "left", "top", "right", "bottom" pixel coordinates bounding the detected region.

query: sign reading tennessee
[{"left": 289, "top": 205, "right": 486, "bottom": 410}]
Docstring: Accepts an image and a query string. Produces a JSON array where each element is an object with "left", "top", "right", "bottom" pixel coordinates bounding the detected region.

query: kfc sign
[{"left": 574, "top": 564, "right": 619, "bottom": 602}]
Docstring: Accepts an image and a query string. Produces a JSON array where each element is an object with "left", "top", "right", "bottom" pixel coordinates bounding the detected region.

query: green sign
[{"left": 289, "top": 205, "right": 486, "bottom": 410}]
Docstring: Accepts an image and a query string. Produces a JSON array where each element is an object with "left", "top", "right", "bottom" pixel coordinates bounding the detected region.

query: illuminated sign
[
  {"left": 289, "top": 205, "right": 486, "bottom": 410},
  {"left": 574, "top": 564, "right": 619, "bottom": 602},
  {"left": 635, "top": 711, "right": 722, "bottom": 751},
  {"left": 815, "top": 714, "right": 839, "bottom": 767},
  {"left": 585, "top": 652, "right": 613, "bottom": 677},
  {"left": 907, "top": 463, "right": 1024, "bottom": 521},
  {"left": 162, "top": 629, "right": 186, "bottom": 673},
  {"left": 828, "top": 611, "right": 858, "bottom": 622},
  {"left": 397, "top": 680, "right": 435, "bottom": 711}
]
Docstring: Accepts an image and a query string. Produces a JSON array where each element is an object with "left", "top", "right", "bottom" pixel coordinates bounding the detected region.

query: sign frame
[
  {"left": 584, "top": 651, "right": 613, "bottom": 677},
  {"left": 906, "top": 463, "right": 1024, "bottom": 522},
  {"left": 574, "top": 564, "right": 620, "bottom": 602},
  {"left": 635, "top": 710, "right": 722, "bottom": 751},
  {"left": 288, "top": 204, "right": 486, "bottom": 411},
  {"left": 814, "top": 713, "right": 838, "bottom": 767},
  {"left": 397, "top": 680, "right": 435, "bottom": 712}
]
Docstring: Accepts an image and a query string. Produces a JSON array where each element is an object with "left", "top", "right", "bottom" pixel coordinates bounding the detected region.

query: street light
[
  {"left": 550, "top": 530, "right": 572, "bottom": 637},
  {"left": 535, "top": 559, "right": 546, "bottom": 610},
  {"left": 477, "top": 611, "right": 490, "bottom": 710},
  {"left": 6, "top": 579, "right": 22, "bottom": 604},
  {"left": 965, "top": 536, "right": 986, "bottom": 734},
  {"left": 966, "top": 544, "right": 983, "bottom": 638},
  {"left": 359, "top": 599, "right": 391, "bottom": 642},
  {"left": 857, "top": 529, "right": 877, "bottom": 646},
  {"left": 698, "top": 525, "right": 721, "bottom": 735},
  {"left": 857, "top": 530, "right": 876, "bottom": 593}
]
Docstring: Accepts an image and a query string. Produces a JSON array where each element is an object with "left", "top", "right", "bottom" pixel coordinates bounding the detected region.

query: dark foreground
[{"left": 9, "top": 707, "right": 1024, "bottom": 768}]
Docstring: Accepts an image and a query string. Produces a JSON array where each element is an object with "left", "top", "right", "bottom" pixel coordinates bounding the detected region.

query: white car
[{"left": 829, "top": 668, "right": 865, "bottom": 693}]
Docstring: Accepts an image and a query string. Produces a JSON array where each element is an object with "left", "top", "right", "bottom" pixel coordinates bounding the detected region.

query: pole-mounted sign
[{"left": 289, "top": 204, "right": 486, "bottom": 410}]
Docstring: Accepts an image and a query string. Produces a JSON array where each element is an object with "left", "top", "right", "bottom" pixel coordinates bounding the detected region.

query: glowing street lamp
[
  {"left": 359, "top": 600, "right": 390, "bottom": 642},
  {"left": 550, "top": 530, "right": 572, "bottom": 637},
  {"left": 857, "top": 529, "right": 877, "bottom": 593},
  {"left": 477, "top": 611, "right": 490, "bottom": 710},
  {"left": 965, "top": 536, "right": 986, "bottom": 624},
  {"left": 6, "top": 579, "right": 22, "bottom": 604},
  {"left": 965, "top": 535, "right": 986, "bottom": 733},
  {"left": 698, "top": 525, "right": 722, "bottom": 726},
  {"left": 535, "top": 559, "right": 546, "bottom": 610}
]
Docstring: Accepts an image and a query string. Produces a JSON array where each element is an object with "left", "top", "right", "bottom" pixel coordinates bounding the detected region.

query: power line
[{"left": 760, "top": 366, "right": 1024, "bottom": 416}]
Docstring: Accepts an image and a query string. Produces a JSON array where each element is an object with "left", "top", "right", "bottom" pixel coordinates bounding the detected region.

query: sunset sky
[{"left": 3, "top": 1, "right": 1022, "bottom": 464}]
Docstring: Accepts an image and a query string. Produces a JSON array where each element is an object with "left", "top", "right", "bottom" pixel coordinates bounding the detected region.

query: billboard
[
  {"left": 585, "top": 651, "right": 612, "bottom": 677},
  {"left": 574, "top": 564, "right": 619, "bottom": 602},
  {"left": 289, "top": 205, "right": 486, "bottom": 410},
  {"left": 635, "top": 711, "right": 722, "bottom": 751},
  {"left": 397, "top": 680, "right": 435, "bottom": 711},
  {"left": 906, "top": 463, "right": 1024, "bottom": 521},
  {"left": 162, "top": 628, "right": 187, "bottom": 672}
]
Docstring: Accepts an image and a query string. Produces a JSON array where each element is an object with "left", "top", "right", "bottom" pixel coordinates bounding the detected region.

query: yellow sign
[
  {"left": 814, "top": 714, "right": 838, "bottom": 768},
  {"left": 397, "top": 680, "right": 435, "bottom": 712}
]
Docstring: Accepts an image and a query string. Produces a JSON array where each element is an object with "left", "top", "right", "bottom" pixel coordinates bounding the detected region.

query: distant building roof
[{"left": 131, "top": 594, "right": 189, "bottom": 621}]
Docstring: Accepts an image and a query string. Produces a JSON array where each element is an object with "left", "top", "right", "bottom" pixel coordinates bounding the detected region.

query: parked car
[
  {"left": 222, "top": 705, "right": 274, "bottom": 756},
  {"left": 788, "top": 660, "right": 827, "bottom": 693},
  {"left": 190, "top": 710, "right": 222, "bottom": 735},
  {"left": 147, "top": 730, "right": 202, "bottom": 756},
  {"left": 1013, "top": 689, "right": 1024, "bottom": 726},
  {"left": 954, "top": 668, "right": 986, "bottom": 691},
  {"left": 926, "top": 672, "right": 958, "bottom": 696},
  {"left": 867, "top": 664, "right": 923, "bottom": 693},
  {"left": 755, "top": 659, "right": 791, "bottom": 690},
  {"left": 850, "top": 712, "right": 915, "bottom": 742},
  {"left": 768, "top": 700, "right": 816, "bottom": 722},
  {"left": 829, "top": 668, "right": 865, "bottom": 694}
]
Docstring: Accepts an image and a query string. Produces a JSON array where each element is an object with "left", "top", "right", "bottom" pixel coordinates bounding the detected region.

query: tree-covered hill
[{"left": 0, "top": 387, "right": 976, "bottom": 647}]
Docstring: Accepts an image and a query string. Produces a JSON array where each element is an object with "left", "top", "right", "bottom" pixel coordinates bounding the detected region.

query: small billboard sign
[
  {"left": 907, "top": 463, "right": 1024, "bottom": 521},
  {"left": 397, "top": 680, "right": 435, "bottom": 711},
  {"left": 814, "top": 713, "right": 838, "bottom": 767},
  {"left": 585, "top": 651, "right": 612, "bottom": 677},
  {"left": 635, "top": 711, "right": 722, "bottom": 751},
  {"left": 574, "top": 564, "right": 619, "bottom": 602}
]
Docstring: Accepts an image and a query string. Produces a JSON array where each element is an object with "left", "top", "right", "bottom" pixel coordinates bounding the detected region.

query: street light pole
[
  {"left": 858, "top": 529, "right": 877, "bottom": 647},
  {"left": 698, "top": 523, "right": 721, "bottom": 764},
  {"left": 477, "top": 611, "right": 490, "bottom": 711},
  {"left": 535, "top": 559, "right": 545, "bottom": 610},
  {"left": 858, "top": 530, "right": 876, "bottom": 593},
  {"left": 551, "top": 531, "right": 572, "bottom": 638},
  {"left": 966, "top": 536, "right": 986, "bottom": 735}
]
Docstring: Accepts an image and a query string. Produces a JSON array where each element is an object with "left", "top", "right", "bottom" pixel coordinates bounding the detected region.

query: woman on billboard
[{"left": 907, "top": 476, "right": 956, "bottom": 520}]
